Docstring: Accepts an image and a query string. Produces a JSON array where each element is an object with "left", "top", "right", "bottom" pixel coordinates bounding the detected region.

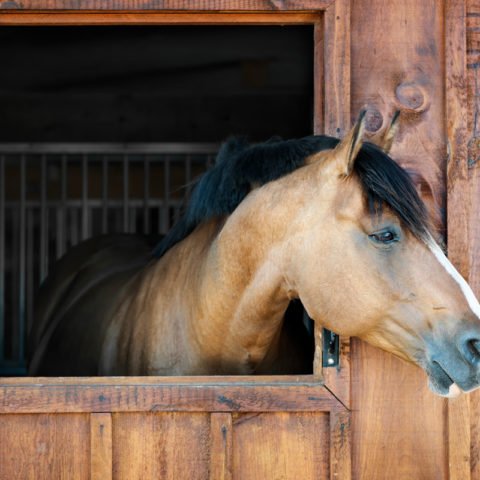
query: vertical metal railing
[
  {"left": 58, "top": 155, "right": 68, "bottom": 259},
  {"left": 122, "top": 154, "right": 129, "bottom": 233},
  {"left": 81, "top": 154, "right": 89, "bottom": 241},
  {"left": 18, "top": 155, "right": 26, "bottom": 361},
  {"left": 40, "top": 155, "right": 47, "bottom": 283},
  {"left": 102, "top": 155, "right": 109, "bottom": 235},
  {"left": 161, "top": 155, "right": 170, "bottom": 235},
  {"left": 143, "top": 155, "right": 150, "bottom": 235},
  {"left": 0, "top": 155, "right": 4, "bottom": 363},
  {"left": 0, "top": 143, "right": 218, "bottom": 375}
]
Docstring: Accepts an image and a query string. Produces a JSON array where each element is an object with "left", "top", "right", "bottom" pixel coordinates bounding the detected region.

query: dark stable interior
[
  {"left": 0, "top": 25, "right": 314, "bottom": 375},
  {"left": 0, "top": 26, "right": 313, "bottom": 142}
]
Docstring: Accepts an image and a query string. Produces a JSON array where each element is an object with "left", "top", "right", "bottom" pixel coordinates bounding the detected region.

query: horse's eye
[{"left": 370, "top": 231, "right": 396, "bottom": 244}]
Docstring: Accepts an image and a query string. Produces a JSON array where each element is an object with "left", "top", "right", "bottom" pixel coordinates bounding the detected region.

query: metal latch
[{"left": 322, "top": 329, "right": 339, "bottom": 367}]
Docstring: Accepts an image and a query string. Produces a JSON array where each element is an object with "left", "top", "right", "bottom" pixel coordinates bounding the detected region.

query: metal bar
[
  {"left": 0, "top": 155, "right": 4, "bottom": 362},
  {"left": 161, "top": 155, "right": 170, "bottom": 235},
  {"left": 81, "top": 154, "right": 88, "bottom": 240},
  {"left": 58, "top": 154, "right": 67, "bottom": 258},
  {"left": 0, "top": 143, "right": 219, "bottom": 155},
  {"left": 40, "top": 154, "right": 47, "bottom": 282},
  {"left": 26, "top": 208, "right": 34, "bottom": 338},
  {"left": 143, "top": 155, "right": 150, "bottom": 235},
  {"left": 4, "top": 198, "right": 182, "bottom": 209},
  {"left": 102, "top": 155, "right": 108, "bottom": 234},
  {"left": 122, "top": 154, "right": 129, "bottom": 233},
  {"left": 70, "top": 207, "right": 78, "bottom": 247},
  {"left": 19, "top": 154, "right": 26, "bottom": 361}
]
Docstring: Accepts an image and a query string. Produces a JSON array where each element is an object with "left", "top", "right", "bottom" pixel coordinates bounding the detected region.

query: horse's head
[{"left": 286, "top": 113, "right": 480, "bottom": 397}]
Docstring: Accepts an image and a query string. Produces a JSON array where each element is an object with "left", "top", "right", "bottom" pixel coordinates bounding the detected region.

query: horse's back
[{"left": 28, "top": 234, "right": 158, "bottom": 376}]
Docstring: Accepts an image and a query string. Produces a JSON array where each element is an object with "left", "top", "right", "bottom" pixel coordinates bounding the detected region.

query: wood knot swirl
[
  {"left": 364, "top": 108, "right": 384, "bottom": 133},
  {"left": 395, "top": 82, "right": 427, "bottom": 112}
]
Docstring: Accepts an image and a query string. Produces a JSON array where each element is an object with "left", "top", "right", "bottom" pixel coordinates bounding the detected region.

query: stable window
[
  {"left": 0, "top": 6, "right": 352, "bottom": 479},
  {"left": 0, "top": 25, "right": 314, "bottom": 375}
]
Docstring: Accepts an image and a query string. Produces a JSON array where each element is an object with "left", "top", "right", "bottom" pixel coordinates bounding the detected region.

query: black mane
[{"left": 152, "top": 135, "right": 429, "bottom": 258}]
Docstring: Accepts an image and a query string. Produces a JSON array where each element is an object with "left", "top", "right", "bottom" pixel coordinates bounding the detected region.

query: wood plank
[
  {"left": 232, "top": 412, "right": 330, "bottom": 480},
  {"left": 0, "top": 374, "right": 323, "bottom": 385},
  {"left": 323, "top": 336, "right": 351, "bottom": 409},
  {"left": 351, "top": 339, "right": 447, "bottom": 480},
  {"left": 0, "top": 0, "right": 332, "bottom": 10},
  {"left": 448, "top": 395, "right": 471, "bottom": 480},
  {"left": 0, "top": 11, "right": 321, "bottom": 24},
  {"left": 209, "top": 413, "right": 232, "bottom": 480},
  {"left": 330, "top": 410, "right": 351, "bottom": 480},
  {"left": 112, "top": 412, "right": 210, "bottom": 480},
  {"left": 350, "top": 0, "right": 449, "bottom": 478},
  {"left": 0, "top": 381, "right": 345, "bottom": 413},
  {"left": 471, "top": 388, "right": 480, "bottom": 478},
  {"left": 322, "top": 0, "right": 350, "bottom": 136},
  {"left": 0, "top": 413, "right": 90, "bottom": 479},
  {"left": 313, "top": 20, "right": 324, "bottom": 134},
  {"left": 446, "top": 1, "right": 474, "bottom": 479},
  {"left": 447, "top": 0, "right": 470, "bottom": 278},
  {"left": 90, "top": 413, "right": 113, "bottom": 480}
]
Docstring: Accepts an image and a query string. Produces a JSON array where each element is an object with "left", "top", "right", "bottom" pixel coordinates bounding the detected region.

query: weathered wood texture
[
  {"left": 90, "top": 413, "right": 113, "bottom": 480},
  {"left": 0, "top": 11, "right": 320, "bottom": 24},
  {"left": 459, "top": 1, "right": 480, "bottom": 478},
  {"left": 232, "top": 412, "right": 330, "bottom": 479},
  {"left": 0, "top": 413, "right": 91, "bottom": 479},
  {"left": 0, "top": 0, "right": 332, "bottom": 10},
  {"left": 210, "top": 413, "right": 233, "bottom": 480},
  {"left": 321, "top": 0, "right": 350, "bottom": 137},
  {"left": 446, "top": 2, "right": 472, "bottom": 479},
  {"left": 0, "top": 377, "right": 348, "bottom": 480},
  {"left": 0, "top": 376, "right": 345, "bottom": 413},
  {"left": 350, "top": 3, "right": 449, "bottom": 478}
]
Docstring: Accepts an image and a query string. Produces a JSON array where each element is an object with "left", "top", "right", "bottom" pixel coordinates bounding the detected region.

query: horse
[{"left": 28, "top": 111, "right": 480, "bottom": 398}]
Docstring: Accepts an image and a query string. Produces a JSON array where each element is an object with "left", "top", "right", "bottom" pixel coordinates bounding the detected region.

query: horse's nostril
[{"left": 466, "top": 339, "right": 480, "bottom": 364}]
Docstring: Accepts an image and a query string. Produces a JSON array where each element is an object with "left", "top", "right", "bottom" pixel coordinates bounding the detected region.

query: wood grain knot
[
  {"left": 395, "top": 83, "right": 426, "bottom": 111},
  {"left": 1, "top": 1, "right": 20, "bottom": 8},
  {"left": 364, "top": 108, "right": 383, "bottom": 133}
]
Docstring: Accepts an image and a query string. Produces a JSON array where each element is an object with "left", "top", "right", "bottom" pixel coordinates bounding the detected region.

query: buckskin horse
[{"left": 28, "top": 112, "right": 480, "bottom": 398}]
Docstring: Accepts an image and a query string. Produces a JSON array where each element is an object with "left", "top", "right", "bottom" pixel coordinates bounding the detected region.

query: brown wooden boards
[
  {"left": 0, "top": 413, "right": 91, "bottom": 479},
  {"left": 0, "top": 377, "right": 349, "bottom": 480},
  {"left": 0, "top": 0, "right": 332, "bottom": 10},
  {"left": 350, "top": 0, "right": 450, "bottom": 478}
]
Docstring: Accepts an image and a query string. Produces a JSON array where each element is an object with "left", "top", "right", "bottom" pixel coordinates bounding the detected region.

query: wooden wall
[
  {"left": 1, "top": 1, "right": 480, "bottom": 478},
  {"left": 351, "top": 1, "right": 449, "bottom": 478},
  {"left": 351, "top": 0, "right": 480, "bottom": 478}
]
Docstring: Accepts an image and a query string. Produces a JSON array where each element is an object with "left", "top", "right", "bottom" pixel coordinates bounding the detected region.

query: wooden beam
[
  {"left": 0, "top": 11, "right": 321, "bottom": 25},
  {"left": 322, "top": 0, "right": 350, "bottom": 137},
  {"left": 0, "top": 0, "right": 332, "bottom": 11},
  {"left": 0, "top": 376, "right": 347, "bottom": 413}
]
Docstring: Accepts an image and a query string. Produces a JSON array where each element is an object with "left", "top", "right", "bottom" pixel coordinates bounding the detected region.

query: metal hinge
[{"left": 322, "top": 328, "right": 340, "bottom": 367}]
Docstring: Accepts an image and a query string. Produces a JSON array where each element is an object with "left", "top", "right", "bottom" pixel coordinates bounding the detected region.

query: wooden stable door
[
  {"left": 1, "top": 1, "right": 479, "bottom": 479},
  {"left": 0, "top": 376, "right": 349, "bottom": 480}
]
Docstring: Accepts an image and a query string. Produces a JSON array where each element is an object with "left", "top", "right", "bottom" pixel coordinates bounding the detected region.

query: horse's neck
[{"left": 187, "top": 192, "right": 296, "bottom": 373}]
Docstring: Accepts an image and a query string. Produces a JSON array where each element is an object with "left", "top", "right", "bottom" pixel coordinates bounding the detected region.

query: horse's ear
[
  {"left": 369, "top": 110, "right": 400, "bottom": 154},
  {"left": 328, "top": 110, "right": 366, "bottom": 176}
]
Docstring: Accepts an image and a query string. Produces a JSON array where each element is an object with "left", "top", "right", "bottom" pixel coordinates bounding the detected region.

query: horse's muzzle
[{"left": 424, "top": 326, "right": 480, "bottom": 397}]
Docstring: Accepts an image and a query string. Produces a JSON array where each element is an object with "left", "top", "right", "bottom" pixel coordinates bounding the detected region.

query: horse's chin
[{"left": 426, "top": 362, "right": 462, "bottom": 397}]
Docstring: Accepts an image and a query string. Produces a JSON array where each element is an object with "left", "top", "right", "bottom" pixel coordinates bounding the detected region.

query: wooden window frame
[
  {"left": 0, "top": 3, "right": 353, "bottom": 478},
  {"left": 0, "top": 0, "right": 351, "bottom": 399}
]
